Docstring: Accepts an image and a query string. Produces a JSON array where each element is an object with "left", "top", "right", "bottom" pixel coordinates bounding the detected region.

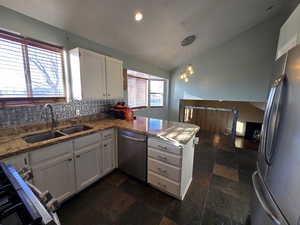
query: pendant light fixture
[
  {"left": 180, "top": 64, "right": 194, "bottom": 83},
  {"left": 179, "top": 35, "right": 196, "bottom": 83}
]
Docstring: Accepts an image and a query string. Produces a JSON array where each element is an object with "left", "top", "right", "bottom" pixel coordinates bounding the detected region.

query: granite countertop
[{"left": 0, "top": 116, "right": 199, "bottom": 160}]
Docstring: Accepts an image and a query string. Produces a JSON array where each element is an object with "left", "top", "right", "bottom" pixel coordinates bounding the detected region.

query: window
[
  {"left": 128, "top": 76, "right": 148, "bottom": 108},
  {"left": 127, "top": 73, "right": 165, "bottom": 108},
  {"left": 149, "top": 80, "right": 164, "bottom": 107},
  {"left": 0, "top": 30, "right": 65, "bottom": 105}
]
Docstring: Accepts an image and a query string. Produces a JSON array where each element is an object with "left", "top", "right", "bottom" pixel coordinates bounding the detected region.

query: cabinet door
[
  {"left": 80, "top": 49, "right": 106, "bottom": 99},
  {"left": 105, "top": 56, "right": 123, "bottom": 99},
  {"left": 2, "top": 153, "right": 29, "bottom": 171},
  {"left": 32, "top": 154, "right": 75, "bottom": 203},
  {"left": 102, "top": 139, "right": 114, "bottom": 175},
  {"left": 74, "top": 143, "right": 101, "bottom": 191}
]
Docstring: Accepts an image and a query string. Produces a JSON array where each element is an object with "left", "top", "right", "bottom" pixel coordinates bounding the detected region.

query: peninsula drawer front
[
  {"left": 148, "top": 148, "right": 182, "bottom": 167},
  {"left": 102, "top": 129, "right": 114, "bottom": 140},
  {"left": 148, "top": 138, "right": 182, "bottom": 155},
  {"left": 74, "top": 133, "right": 101, "bottom": 150},
  {"left": 30, "top": 141, "right": 73, "bottom": 165},
  {"left": 148, "top": 158, "right": 181, "bottom": 182},
  {"left": 148, "top": 171, "right": 179, "bottom": 196}
]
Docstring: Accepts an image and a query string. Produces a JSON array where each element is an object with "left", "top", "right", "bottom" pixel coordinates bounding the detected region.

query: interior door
[{"left": 80, "top": 49, "right": 106, "bottom": 99}]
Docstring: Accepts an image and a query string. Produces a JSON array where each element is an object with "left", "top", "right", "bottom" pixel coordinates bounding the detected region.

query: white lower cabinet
[
  {"left": 31, "top": 153, "right": 75, "bottom": 203},
  {"left": 102, "top": 138, "right": 114, "bottom": 175},
  {"left": 147, "top": 137, "right": 195, "bottom": 200},
  {"left": 74, "top": 143, "right": 101, "bottom": 191}
]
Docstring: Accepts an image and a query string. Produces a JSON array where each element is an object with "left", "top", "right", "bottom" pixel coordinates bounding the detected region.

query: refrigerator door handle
[
  {"left": 252, "top": 171, "right": 281, "bottom": 225},
  {"left": 264, "top": 75, "right": 286, "bottom": 165}
]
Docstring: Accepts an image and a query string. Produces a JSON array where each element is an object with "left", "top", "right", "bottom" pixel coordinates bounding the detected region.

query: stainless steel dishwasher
[{"left": 118, "top": 129, "right": 147, "bottom": 182}]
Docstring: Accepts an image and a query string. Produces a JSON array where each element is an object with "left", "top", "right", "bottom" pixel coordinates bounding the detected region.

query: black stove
[{"left": 0, "top": 162, "right": 59, "bottom": 225}]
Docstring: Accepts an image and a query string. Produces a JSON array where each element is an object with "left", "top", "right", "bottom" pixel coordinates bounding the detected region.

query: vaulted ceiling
[{"left": 1, "top": 0, "right": 299, "bottom": 71}]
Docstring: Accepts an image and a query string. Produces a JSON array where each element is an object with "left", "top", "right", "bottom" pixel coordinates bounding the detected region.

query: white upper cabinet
[
  {"left": 106, "top": 56, "right": 124, "bottom": 99},
  {"left": 69, "top": 48, "right": 123, "bottom": 100},
  {"left": 277, "top": 3, "right": 300, "bottom": 59}
]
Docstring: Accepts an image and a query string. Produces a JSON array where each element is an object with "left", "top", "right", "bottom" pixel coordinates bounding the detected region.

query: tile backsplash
[{"left": 0, "top": 99, "right": 123, "bottom": 127}]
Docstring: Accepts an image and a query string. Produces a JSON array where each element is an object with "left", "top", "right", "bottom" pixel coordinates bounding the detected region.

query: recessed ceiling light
[{"left": 135, "top": 11, "right": 143, "bottom": 21}]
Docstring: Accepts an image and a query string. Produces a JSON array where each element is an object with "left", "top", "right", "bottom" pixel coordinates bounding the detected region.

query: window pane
[
  {"left": 150, "top": 80, "right": 164, "bottom": 93},
  {"left": 28, "top": 45, "right": 65, "bottom": 97},
  {"left": 0, "top": 38, "right": 27, "bottom": 97},
  {"left": 150, "top": 93, "right": 163, "bottom": 107},
  {"left": 128, "top": 77, "right": 148, "bottom": 107}
]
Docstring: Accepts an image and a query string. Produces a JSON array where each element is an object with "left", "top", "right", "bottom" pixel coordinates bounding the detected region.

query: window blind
[
  {"left": 0, "top": 30, "right": 65, "bottom": 102},
  {"left": 128, "top": 76, "right": 148, "bottom": 108}
]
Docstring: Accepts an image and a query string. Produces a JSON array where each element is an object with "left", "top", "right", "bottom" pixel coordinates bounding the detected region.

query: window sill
[
  {"left": 131, "top": 106, "right": 165, "bottom": 111},
  {"left": 0, "top": 97, "right": 66, "bottom": 108}
]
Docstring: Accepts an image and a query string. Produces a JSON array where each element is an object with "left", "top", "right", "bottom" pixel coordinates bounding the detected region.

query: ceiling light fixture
[
  {"left": 180, "top": 64, "right": 194, "bottom": 83},
  {"left": 135, "top": 11, "right": 143, "bottom": 21}
]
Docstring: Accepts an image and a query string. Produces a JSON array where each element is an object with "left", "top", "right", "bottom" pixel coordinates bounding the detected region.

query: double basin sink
[{"left": 23, "top": 125, "right": 92, "bottom": 144}]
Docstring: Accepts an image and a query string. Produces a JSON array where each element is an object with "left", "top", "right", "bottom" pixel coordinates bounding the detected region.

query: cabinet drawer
[
  {"left": 30, "top": 141, "right": 73, "bottom": 165},
  {"left": 148, "top": 148, "right": 181, "bottom": 167},
  {"left": 74, "top": 133, "right": 101, "bottom": 150},
  {"left": 148, "top": 138, "right": 182, "bottom": 155},
  {"left": 148, "top": 158, "right": 181, "bottom": 182},
  {"left": 148, "top": 171, "right": 179, "bottom": 197},
  {"left": 102, "top": 129, "right": 114, "bottom": 140}
]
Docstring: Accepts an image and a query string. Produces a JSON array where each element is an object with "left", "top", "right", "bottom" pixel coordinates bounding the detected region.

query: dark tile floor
[{"left": 58, "top": 131, "right": 257, "bottom": 225}]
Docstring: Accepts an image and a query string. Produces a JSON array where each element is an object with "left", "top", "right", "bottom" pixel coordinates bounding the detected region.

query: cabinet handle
[
  {"left": 67, "top": 158, "right": 73, "bottom": 161},
  {"left": 158, "top": 168, "right": 168, "bottom": 174},
  {"left": 104, "top": 144, "right": 108, "bottom": 147},
  {"left": 158, "top": 182, "right": 167, "bottom": 188},
  {"left": 24, "top": 158, "right": 28, "bottom": 165},
  {"left": 158, "top": 145, "right": 168, "bottom": 150},
  {"left": 158, "top": 155, "right": 168, "bottom": 161},
  {"left": 76, "top": 155, "right": 80, "bottom": 158}
]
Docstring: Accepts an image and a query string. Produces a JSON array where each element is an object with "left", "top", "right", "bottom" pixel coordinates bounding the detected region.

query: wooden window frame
[{"left": 0, "top": 30, "right": 66, "bottom": 107}]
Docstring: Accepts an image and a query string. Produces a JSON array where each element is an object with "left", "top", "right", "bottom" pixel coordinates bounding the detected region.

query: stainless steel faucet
[{"left": 41, "top": 104, "right": 57, "bottom": 132}]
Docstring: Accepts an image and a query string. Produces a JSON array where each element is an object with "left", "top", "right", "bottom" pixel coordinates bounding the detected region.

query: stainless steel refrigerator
[{"left": 251, "top": 44, "right": 300, "bottom": 225}]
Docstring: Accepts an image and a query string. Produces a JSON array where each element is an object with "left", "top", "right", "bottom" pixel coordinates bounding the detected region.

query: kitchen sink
[
  {"left": 59, "top": 125, "right": 92, "bottom": 135},
  {"left": 23, "top": 131, "right": 66, "bottom": 144}
]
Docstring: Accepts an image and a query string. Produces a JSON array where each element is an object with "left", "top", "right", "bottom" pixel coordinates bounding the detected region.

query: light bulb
[
  {"left": 184, "top": 78, "right": 189, "bottom": 83},
  {"left": 182, "top": 72, "right": 187, "bottom": 79},
  {"left": 187, "top": 64, "right": 194, "bottom": 74},
  {"left": 135, "top": 12, "right": 143, "bottom": 21}
]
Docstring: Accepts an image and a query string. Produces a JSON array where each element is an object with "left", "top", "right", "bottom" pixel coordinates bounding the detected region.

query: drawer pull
[
  {"left": 157, "top": 182, "right": 167, "bottom": 188},
  {"left": 104, "top": 144, "right": 108, "bottom": 147},
  {"left": 158, "top": 168, "right": 168, "bottom": 174},
  {"left": 158, "top": 155, "right": 168, "bottom": 161},
  {"left": 158, "top": 145, "right": 168, "bottom": 150}
]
